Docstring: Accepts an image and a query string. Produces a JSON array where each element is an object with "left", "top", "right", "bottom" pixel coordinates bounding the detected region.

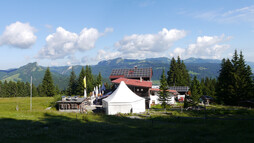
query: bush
[
  {"left": 151, "top": 104, "right": 171, "bottom": 109},
  {"left": 50, "top": 94, "right": 63, "bottom": 109}
]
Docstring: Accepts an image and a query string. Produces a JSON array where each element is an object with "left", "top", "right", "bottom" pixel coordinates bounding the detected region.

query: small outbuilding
[
  {"left": 57, "top": 96, "right": 86, "bottom": 112},
  {"left": 102, "top": 81, "right": 146, "bottom": 115}
]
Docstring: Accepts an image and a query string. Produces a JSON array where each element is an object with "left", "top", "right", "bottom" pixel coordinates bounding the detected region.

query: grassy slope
[{"left": 1, "top": 97, "right": 254, "bottom": 143}]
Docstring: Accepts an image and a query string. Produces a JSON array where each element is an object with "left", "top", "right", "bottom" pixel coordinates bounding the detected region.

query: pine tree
[
  {"left": 85, "top": 65, "right": 94, "bottom": 95},
  {"left": 237, "top": 51, "right": 253, "bottom": 101},
  {"left": 55, "top": 85, "right": 60, "bottom": 95},
  {"left": 67, "top": 68, "right": 77, "bottom": 96},
  {"left": 37, "top": 84, "right": 43, "bottom": 97},
  {"left": 17, "top": 81, "right": 25, "bottom": 97},
  {"left": 159, "top": 69, "right": 170, "bottom": 109},
  {"left": 216, "top": 59, "right": 234, "bottom": 104},
  {"left": 9, "top": 81, "right": 17, "bottom": 97},
  {"left": 32, "top": 84, "right": 38, "bottom": 97},
  {"left": 2, "top": 81, "right": 8, "bottom": 97},
  {"left": 216, "top": 50, "right": 253, "bottom": 105},
  {"left": 42, "top": 67, "right": 55, "bottom": 97},
  {"left": 181, "top": 60, "right": 190, "bottom": 86},
  {"left": 97, "top": 72, "right": 102, "bottom": 86},
  {"left": 190, "top": 76, "right": 202, "bottom": 106},
  {"left": 167, "top": 56, "right": 190, "bottom": 86},
  {"left": 0, "top": 81, "right": 2, "bottom": 97},
  {"left": 246, "top": 65, "right": 254, "bottom": 99},
  {"left": 25, "top": 82, "right": 30, "bottom": 97},
  {"left": 77, "top": 67, "right": 86, "bottom": 96},
  {"left": 167, "top": 57, "right": 177, "bottom": 86}
]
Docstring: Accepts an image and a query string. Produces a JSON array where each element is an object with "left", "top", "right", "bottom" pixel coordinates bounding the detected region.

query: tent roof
[{"left": 103, "top": 81, "right": 144, "bottom": 103}]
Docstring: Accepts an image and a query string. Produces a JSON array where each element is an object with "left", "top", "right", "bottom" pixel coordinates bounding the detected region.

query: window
[
  {"left": 141, "top": 88, "right": 143, "bottom": 91},
  {"left": 137, "top": 89, "right": 139, "bottom": 91}
]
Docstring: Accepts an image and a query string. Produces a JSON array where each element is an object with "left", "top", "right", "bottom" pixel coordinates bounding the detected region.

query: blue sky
[{"left": 0, "top": 0, "right": 254, "bottom": 69}]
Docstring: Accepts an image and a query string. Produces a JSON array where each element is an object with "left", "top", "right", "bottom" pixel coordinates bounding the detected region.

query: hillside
[
  {"left": 0, "top": 63, "right": 68, "bottom": 89},
  {"left": 0, "top": 57, "right": 253, "bottom": 88}
]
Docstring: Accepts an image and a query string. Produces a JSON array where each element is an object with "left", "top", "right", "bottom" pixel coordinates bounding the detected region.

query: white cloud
[
  {"left": 0, "top": 21, "right": 37, "bottom": 49},
  {"left": 37, "top": 27, "right": 111, "bottom": 59},
  {"left": 77, "top": 28, "right": 100, "bottom": 51},
  {"left": 173, "top": 47, "right": 186, "bottom": 57},
  {"left": 116, "top": 28, "right": 186, "bottom": 53},
  {"left": 96, "top": 49, "right": 121, "bottom": 61},
  {"left": 194, "top": 5, "right": 254, "bottom": 23},
  {"left": 174, "top": 35, "right": 230, "bottom": 59},
  {"left": 96, "top": 28, "right": 186, "bottom": 60}
]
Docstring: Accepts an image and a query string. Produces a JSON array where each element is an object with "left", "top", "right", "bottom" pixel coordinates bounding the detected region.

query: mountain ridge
[{"left": 0, "top": 57, "right": 253, "bottom": 89}]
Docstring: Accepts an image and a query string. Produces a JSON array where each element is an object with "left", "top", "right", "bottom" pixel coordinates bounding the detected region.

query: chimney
[{"left": 140, "top": 77, "right": 142, "bottom": 82}]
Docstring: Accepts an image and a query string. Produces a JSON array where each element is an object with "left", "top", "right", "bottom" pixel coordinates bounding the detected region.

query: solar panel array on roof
[
  {"left": 169, "top": 86, "right": 190, "bottom": 92},
  {"left": 110, "top": 67, "right": 152, "bottom": 78}
]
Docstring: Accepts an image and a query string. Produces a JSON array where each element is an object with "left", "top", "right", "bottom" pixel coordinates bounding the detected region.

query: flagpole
[
  {"left": 83, "top": 76, "right": 87, "bottom": 98},
  {"left": 30, "top": 76, "right": 32, "bottom": 111}
]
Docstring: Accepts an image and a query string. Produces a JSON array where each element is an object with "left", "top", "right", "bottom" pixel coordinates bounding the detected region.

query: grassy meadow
[{"left": 1, "top": 97, "right": 254, "bottom": 143}]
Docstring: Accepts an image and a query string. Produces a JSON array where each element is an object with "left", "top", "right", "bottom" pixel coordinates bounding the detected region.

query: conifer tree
[
  {"left": 3, "top": 81, "right": 8, "bottom": 97},
  {"left": 0, "top": 81, "right": 2, "bottom": 97},
  {"left": 217, "top": 50, "right": 253, "bottom": 105},
  {"left": 77, "top": 67, "right": 86, "bottom": 96},
  {"left": 32, "top": 84, "right": 38, "bottom": 97},
  {"left": 190, "top": 76, "right": 202, "bottom": 106},
  {"left": 159, "top": 69, "right": 170, "bottom": 109},
  {"left": 67, "top": 68, "right": 77, "bottom": 96},
  {"left": 167, "top": 56, "right": 190, "bottom": 86},
  {"left": 25, "top": 82, "right": 30, "bottom": 97},
  {"left": 55, "top": 85, "right": 60, "bottom": 95},
  {"left": 216, "top": 59, "right": 234, "bottom": 104},
  {"left": 181, "top": 60, "right": 190, "bottom": 86},
  {"left": 42, "top": 67, "right": 55, "bottom": 97},
  {"left": 85, "top": 65, "right": 94, "bottom": 94},
  {"left": 17, "top": 81, "right": 25, "bottom": 97},
  {"left": 37, "top": 84, "right": 43, "bottom": 97},
  {"left": 97, "top": 72, "right": 102, "bottom": 86},
  {"left": 9, "top": 81, "right": 17, "bottom": 97},
  {"left": 167, "top": 57, "right": 177, "bottom": 86}
]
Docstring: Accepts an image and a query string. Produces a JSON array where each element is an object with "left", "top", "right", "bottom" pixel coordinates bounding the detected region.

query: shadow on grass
[{"left": 1, "top": 112, "right": 254, "bottom": 143}]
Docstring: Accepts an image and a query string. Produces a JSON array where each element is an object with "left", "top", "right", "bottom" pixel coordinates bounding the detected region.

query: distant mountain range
[{"left": 0, "top": 57, "right": 253, "bottom": 89}]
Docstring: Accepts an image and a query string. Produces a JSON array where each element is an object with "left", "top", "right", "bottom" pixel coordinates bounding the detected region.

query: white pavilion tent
[{"left": 102, "top": 81, "right": 146, "bottom": 115}]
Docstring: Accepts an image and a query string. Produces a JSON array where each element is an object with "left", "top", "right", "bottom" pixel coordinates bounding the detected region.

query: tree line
[
  {"left": 0, "top": 65, "right": 103, "bottom": 98},
  {"left": 66, "top": 65, "right": 102, "bottom": 96},
  {"left": 159, "top": 50, "right": 253, "bottom": 107}
]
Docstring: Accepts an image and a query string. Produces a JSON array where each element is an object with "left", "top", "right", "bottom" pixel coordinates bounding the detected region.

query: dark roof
[
  {"left": 56, "top": 97, "right": 86, "bottom": 103},
  {"left": 169, "top": 86, "right": 189, "bottom": 92},
  {"left": 109, "top": 67, "right": 152, "bottom": 79}
]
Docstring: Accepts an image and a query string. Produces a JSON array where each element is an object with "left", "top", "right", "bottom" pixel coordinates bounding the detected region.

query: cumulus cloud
[
  {"left": 0, "top": 21, "right": 37, "bottom": 49},
  {"left": 97, "top": 28, "right": 186, "bottom": 61},
  {"left": 115, "top": 28, "right": 186, "bottom": 53},
  {"left": 96, "top": 49, "right": 121, "bottom": 61},
  {"left": 173, "top": 47, "right": 186, "bottom": 58},
  {"left": 37, "top": 27, "right": 111, "bottom": 59},
  {"left": 174, "top": 35, "right": 231, "bottom": 59}
]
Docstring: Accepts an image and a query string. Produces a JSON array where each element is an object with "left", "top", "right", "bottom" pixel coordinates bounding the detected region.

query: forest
[{"left": 0, "top": 50, "right": 253, "bottom": 106}]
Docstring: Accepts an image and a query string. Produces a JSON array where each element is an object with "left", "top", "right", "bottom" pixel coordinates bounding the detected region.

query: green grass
[{"left": 1, "top": 97, "right": 254, "bottom": 143}]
